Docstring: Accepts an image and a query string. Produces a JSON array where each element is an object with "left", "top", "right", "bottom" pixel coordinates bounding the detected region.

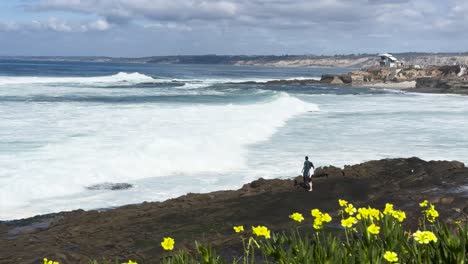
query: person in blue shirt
[{"left": 302, "top": 156, "right": 315, "bottom": 191}]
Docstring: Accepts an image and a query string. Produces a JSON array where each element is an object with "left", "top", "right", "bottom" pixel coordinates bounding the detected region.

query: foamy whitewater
[{"left": 1, "top": 61, "right": 467, "bottom": 220}]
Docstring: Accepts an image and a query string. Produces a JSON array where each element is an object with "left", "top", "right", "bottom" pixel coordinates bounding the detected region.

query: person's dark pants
[{"left": 303, "top": 172, "right": 310, "bottom": 184}]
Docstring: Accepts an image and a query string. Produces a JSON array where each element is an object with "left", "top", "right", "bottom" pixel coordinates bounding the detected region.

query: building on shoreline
[{"left": 379, "top": 53, "right": 403, "bottom": 68}]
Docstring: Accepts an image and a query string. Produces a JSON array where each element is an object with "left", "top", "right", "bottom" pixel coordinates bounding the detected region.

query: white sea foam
[
  {"left": 0, "top": 93, "right": 318, "bottom": 219},
  {"left": 0, "top": 72, "right": 155, "bottom": 86},
  {"left": 0, "top": 72, "right": 319, "bottom": 90}
]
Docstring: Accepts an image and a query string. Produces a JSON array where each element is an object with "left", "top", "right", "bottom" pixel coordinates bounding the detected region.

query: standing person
[{"left": 302, "top": 156, "right": 315, "bottom": 191}]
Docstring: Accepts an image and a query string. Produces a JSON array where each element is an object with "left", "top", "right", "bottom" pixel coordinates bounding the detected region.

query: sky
[{"left": 0, "top": 0, "right": 467, "bottom": 56}]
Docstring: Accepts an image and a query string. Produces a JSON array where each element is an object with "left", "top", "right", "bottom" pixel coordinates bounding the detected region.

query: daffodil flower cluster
[
  {"left": 423, "top": 204, "right": 439, "bottom": 223},
  {"left": 161, "top": 237, "right": 175, "bottom": 250},
  {"left": 413, "top": 230, "right": 438, "bottom": 244},
  {"left": 383, "top": 203, "right": 406, "bottom": 222},
  {"left": 252, "top": 225, "right": 271, "bottom": 239},
  {"left": 289, "top": 212, "right": 304, "bottom": 223},
  {"left": 383, "top": 251, "right": 398, "bottom": 262},
  {"left": 122, "top": 260, "right": 138, "bottom": 264},
  {"left": 356, "top": 207, "right": 382, "bottom": 221},
  {"left": 43, "top": 258, "right": 59, "bottom": 264},
  {"left": 311, "top": 209, "right": 332, "bottom": 229}
]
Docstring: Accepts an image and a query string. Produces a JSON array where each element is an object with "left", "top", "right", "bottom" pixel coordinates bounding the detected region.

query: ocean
[{"left": 1, "top": 60, "right": 467, "bottom": 220}]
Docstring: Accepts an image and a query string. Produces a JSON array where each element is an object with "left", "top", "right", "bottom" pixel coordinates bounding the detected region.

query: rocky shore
[
  {"left": 0, "top": 158, "right": 467, "bottom": 263},
  {"left": 319, "top": 65, "right": 468, "bottom": 95},
  {"left": 234, "top": 65, "right": 468, "bottom": 95}
]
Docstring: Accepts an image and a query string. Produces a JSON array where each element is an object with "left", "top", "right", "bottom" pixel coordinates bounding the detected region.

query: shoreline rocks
[
  {"left": 319, "top": 65, "right": 468, "bottom": 94},
  {"left": 0, "top": 157, "right": 467, "bottom": 263},
  {"left": 232, "top": 65, "right": 468, "bottom": 95}
]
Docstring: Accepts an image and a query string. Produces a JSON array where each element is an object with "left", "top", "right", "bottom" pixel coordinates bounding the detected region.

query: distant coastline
[{"left": 2, "top": 52, "right": 468, "bottom": 68}]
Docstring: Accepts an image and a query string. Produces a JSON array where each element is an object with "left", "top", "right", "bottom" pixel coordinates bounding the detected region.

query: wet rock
[
  {"left": 440, "top": 197, "right": 455, "bottom": 205},
  {"left": 264, "top": 79, "right": 320, "bottom": 85},
  {"left": 314, "top": 166, "right": 343, "bottom": 178},
  {"left": 86, "top": 182, "right": 133, "bottom": 191},
  {"left": 320, "top": 74, "right": 344, "bottom": 84},
  {"left": 411, "top": 77, "right": 468, "bottom": 94},
  {"left": 318, "top": 65, "right": 468, "bottom": 94}
]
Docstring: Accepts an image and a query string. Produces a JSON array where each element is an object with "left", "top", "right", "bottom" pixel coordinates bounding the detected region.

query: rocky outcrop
[
  {"left": 0, "top": 158, "right": 466, "bottom": 263},
  {"left": 409, "top": 77, "right": 468, "bottom": 94},
  {"left": 318, "top": 65, "right": 468, "bottom": 94}
]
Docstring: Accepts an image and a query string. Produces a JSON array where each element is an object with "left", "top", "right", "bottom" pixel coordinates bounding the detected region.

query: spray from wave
[
  {"left": 0, "top": 72, "right": 155, "bottom": 86},
  {"left": 0, "top": 72, "right": 322, "bottom": 89},
  {"left": 0, "top": 93, "right": 318, "bottom": 219}
]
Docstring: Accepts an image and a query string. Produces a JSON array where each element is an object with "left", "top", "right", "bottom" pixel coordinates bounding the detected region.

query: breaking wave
[{"left": 0, "top": 93, "right": 319, "bottom": 218}]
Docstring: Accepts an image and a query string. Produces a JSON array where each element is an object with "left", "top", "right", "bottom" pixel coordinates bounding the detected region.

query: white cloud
[
  {"left": 88, "top": 19, "right": 111, "bottom": 31},
  {"left": 2, "top": 0, "right": 468, "bottom": 55},
  {"left": 27, "top": 0, "right": 462, "bottom": 33},
  {"left": 0, "top": 18, "right": 111, "bottom": 33},
  {"left": 144, "top": 22, "right": 192, "bottom": 32},
  {"left": 0, "top": 22, "right": 21, "bottom": 32}
]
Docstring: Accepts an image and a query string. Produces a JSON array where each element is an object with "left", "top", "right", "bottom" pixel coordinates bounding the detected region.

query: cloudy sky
[{"left": 0, "top": 0, "right": 467, "bottom": 56}]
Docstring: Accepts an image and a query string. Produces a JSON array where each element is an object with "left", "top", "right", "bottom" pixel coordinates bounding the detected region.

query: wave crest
[{"left": 0, "top": 72, "right": 155, "bottom": 85}]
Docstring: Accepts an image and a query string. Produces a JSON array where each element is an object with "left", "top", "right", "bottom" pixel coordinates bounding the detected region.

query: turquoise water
[{"left": 0, "top": 60, "right": 467, "bottom": 220}]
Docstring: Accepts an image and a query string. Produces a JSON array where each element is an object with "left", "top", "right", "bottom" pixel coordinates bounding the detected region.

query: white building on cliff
[{"left": 378, "top": 53, "right": 403, "bottom": 68}]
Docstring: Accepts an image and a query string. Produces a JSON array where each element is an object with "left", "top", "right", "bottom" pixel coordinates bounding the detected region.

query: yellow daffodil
[
  {"left": 43, "top": 258, "right": 59, "bottom": 264},
  {"left": 369, "top": 208, "right": 382, "bottom": 220},
  {"left": 367, "top": 223, "right": 380, "bottom": 235},
  {"left": 455, "top": 220, "right": 462, "bottom": 225},
  {"left": 233, "top": 225, "right": 244, "bottom": 233},
  {"left": 252, "top": 225, "right": 271, "bottom": 239},
  {"left": 358, "top": 207, "right": 382, "bottom": 221},
  {"left": 391, "top": 210, "right": 406, "bottom": 222},
  {"left": 289, "top": 212, "right": 304, "bottom": 222},
  {"left": 341, "top": 216, "right": 358, "bottom": 228},
  {"left": 338, "top": 199, "right": 348, "bottom": 207},
  {"left": 345, "top": 204, "right": 357, "bottom": 215},
  {"left": 424, "top": 204, "right": 439, "bottom": 223},
  {"left": 320, "top": 213, "right": 332, "bottom": 223},
  {"left": 311, "top": 209, "right": 321, "bottom": 217},
  {"left": 413, "top": 230, "right": 437, "bottom": 244},
  {"left": 383, "top": 251, "right": 398, "bottom": 263},
  {"left": 419, "top": 200, "right": 428, "bottom": 207},
  {"left": 122, "top": 261, "right": 138, "bottom": 264},
  {"left": 383, "top": 203, "right": 394, "bottom": 215},
  {"left": 313, "top": 220, "right": 323, "bottom": 230},
  {"left": 161, "top": 237, "right": 175, "bottom": 250},
  {"left": 357, "top": 207, "right": 369, "bottom": 220},
  {"left": 310, "top": 209, "right": 331, "bottom": 229}
]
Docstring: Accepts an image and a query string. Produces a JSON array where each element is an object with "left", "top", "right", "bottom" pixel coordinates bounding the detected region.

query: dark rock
[
  {"left": 411, "top": 77, "right": 468, "bottom": 94},
  {"left": 86, "top": 182, "right": 133, "bottom": 191},
  {"left": 320, "top": 74, "right": 344, "bottom": 84},
  {"left": 318, "top": 65, "right": 468, "bottom": 95},
  {"left": 264, "top": 79, "right": 321, "bottom": 85},
  {"left": 314, "top": 166, "right": 343, "bottom": 178}
]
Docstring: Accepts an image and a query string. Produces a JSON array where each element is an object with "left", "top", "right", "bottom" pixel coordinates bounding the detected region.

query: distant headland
[{"left": 2, "top": 52, "right": 468, "bottom": 68}]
